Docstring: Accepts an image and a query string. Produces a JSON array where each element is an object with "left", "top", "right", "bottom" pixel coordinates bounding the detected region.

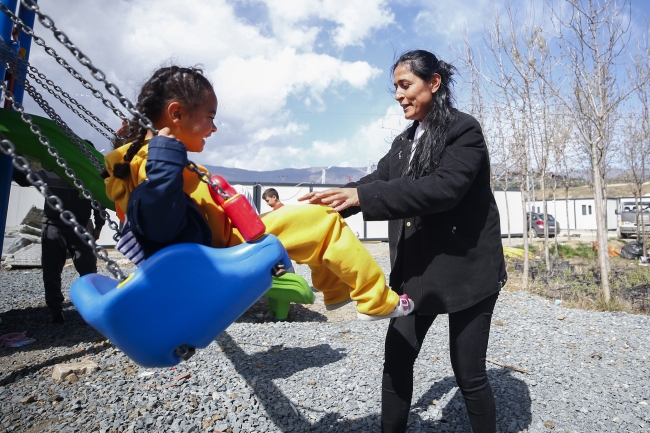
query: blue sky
[{"left": 18, "top": 0, "right": 650, "bottom": 171}]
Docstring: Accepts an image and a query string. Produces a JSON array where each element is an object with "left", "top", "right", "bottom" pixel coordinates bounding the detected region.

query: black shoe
[{"left": 50, "top": 311, "right": 65, "bottom": 324}]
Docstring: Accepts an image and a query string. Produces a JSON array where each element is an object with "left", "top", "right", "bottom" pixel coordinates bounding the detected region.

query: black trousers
[
  {"left": 382, "top": 292, "right": 499, "bottom": 433},
  {"left": 41, "top": 224, "right": 97, "bottom": 314}
]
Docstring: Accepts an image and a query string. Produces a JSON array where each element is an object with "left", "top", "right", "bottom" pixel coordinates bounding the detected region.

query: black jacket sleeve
[
  {"left": 339, "top": 144, "right": 392, "bottom": 218},
  {"left": 356, "top": 116, "right": 486, "bottom": 221}
]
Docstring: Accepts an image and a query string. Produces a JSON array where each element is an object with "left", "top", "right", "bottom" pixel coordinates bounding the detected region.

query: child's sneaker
[{"left": 357, "top": 295, "right": 414, "bottom": 321}]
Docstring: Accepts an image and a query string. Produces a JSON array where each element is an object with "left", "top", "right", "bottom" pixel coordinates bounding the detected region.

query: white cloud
[
  {"left": 412, "top": 0, "right": 493, "bottom": 40},
  {"left": 211, "top": 48, "right": 381, "bottom": 124},
  {"left": 260, "top": 0, "right": 394, "bottom": 48},
  {"left": 260, "top": 103, "right": 410, "bottom": 170}
]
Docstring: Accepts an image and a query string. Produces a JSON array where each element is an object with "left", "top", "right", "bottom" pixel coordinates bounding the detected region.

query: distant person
[
  {"left": 13, "top": 143, "right": 105, "bottom": 324},
  {"left": 262, "top": 188, "right": 284, "bottom": 210}
]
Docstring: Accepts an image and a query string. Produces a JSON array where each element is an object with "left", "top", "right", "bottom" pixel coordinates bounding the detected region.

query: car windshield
[
  {"left": 622, "top": 202, "right": 650, "bottom": 212},
  {"left": 528, "top": 213, "right": 554, "bottom": 221}
]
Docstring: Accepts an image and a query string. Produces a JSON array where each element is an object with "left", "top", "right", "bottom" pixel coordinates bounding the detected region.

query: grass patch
[
  {"left": 549, "top": 242, "right": 597, "bottom": 259},
  {"left": 506, "top": 242, "right": 650, "bottom": 314}
]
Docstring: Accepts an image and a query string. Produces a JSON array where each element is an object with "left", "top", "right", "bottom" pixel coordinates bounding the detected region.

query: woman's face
[{"left": 393, "top": 63, "right": 441, "bottom": 122}]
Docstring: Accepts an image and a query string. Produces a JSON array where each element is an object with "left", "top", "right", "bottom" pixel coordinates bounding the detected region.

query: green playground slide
[
  {"left": 265, "top": 273, "right": 316, "bottom": 321},
  {"left": 0, "top": 109, "right": 114, "bottom": 211}
]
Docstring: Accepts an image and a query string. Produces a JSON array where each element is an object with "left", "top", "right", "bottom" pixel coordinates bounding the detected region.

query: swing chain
[
  {"left": 185, "top": 161, "right": 230, "bottom": 200},
  {"left": 28, "top": 64, "right": 118, "bottom": 135},
  {"left": 29, "top": 70, "right": 115, "bottom": 142},
  {"left": 0, "top": 38, "right": 119, "bottom": 140},
  {"left": 0, "top": 2, "right": 129, "bottom": 122},
  {"left": 0, "top": 49, "right": 106, "bottom": 172},
  {"left": 0, "top": 134, "right": 127, "bottom": 281},
  {"left": 0, "top": 81, "right": 123, "bottom": 246},
  {"left": 26, "top": 81, "right": 106, "bottom": 171}
]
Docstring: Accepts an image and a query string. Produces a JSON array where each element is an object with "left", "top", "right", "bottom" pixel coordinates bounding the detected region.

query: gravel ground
[{"left": 0, "top": 243, "right": 649, "bottom": 433}]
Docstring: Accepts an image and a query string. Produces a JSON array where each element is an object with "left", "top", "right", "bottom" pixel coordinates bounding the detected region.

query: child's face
[
  {"left": 264, "top": 195, "right": 279, "bottom": 207},
  {"left": 177, "top": 91, "right": 218, "bottom": 152}
]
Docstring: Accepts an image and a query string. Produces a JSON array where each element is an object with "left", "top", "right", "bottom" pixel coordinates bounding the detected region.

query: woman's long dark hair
[
  {"left": 108, "top": 66, "right": 214, "bottom": 179},
  {"left": 392, "top": 50, "right": 457, "bottom": 180}
]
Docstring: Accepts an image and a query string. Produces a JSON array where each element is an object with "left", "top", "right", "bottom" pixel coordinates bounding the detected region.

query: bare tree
[
  {"left": 621, "top": 39, "right": 650, "bottom": 255},
  {"left": 541, "top": 0, "right": 636, "bottom": 302},
  {"left": 474, "top": 1, "right": 537, "bottom": 288}
]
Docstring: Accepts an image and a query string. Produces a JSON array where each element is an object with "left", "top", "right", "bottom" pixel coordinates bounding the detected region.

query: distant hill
[{"left": 203, "top": 165, "right": 373, "bottom": 185}]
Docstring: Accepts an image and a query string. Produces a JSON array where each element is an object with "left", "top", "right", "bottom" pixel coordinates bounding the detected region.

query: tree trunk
[
  {"left": 541, "top": 173, "right": 550, "bottom": 270},
  {"left": 521, "top": 182, "right": 530, "bottom": 289},
  {"left": 504, "top": 173, "right": 512, "bottom": 246},
  {"left": 591, "top": 147, "right": 611, "bottom": 302},
  {"left": 565, "top": 183, "right": 571, "bottom": 239},
  {"left": 553, "top": 175, "right": 559, "bottom": 255}
]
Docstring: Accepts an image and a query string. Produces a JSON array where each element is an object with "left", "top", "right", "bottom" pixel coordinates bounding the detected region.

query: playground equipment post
[{"left": 0, "top": 0, "right": 34, "bottom": 253}]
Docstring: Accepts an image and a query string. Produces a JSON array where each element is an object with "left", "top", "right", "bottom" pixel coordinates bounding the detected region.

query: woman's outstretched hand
[{"left": 298, "top": 188, "right": 360, "bottom": 212}]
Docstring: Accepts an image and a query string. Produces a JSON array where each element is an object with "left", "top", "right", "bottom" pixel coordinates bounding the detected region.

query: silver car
[{"left": 526, "top": 212, "right": 560, "bottom": 238}]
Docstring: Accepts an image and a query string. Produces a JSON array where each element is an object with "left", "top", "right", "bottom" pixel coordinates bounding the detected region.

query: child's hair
[
  {"left": 110, "top": 66, "right": 214, "bottom": 179},
  {"left": 262, "top": 188, "right": 279, "bottom": 200}
]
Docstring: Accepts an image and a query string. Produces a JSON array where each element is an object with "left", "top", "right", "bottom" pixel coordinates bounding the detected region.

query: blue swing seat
[{"left": 70, "top": 234, "right": 291, "bottom": 367}]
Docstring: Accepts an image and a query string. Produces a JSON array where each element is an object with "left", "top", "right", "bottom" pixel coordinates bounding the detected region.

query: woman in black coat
[{"left": 301, "top": 50, "right": 506, "bottom": 433}]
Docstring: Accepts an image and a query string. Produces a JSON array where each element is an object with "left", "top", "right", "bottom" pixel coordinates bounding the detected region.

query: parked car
[
  {"left": 526, "top": 212, "right": 561, "bottom": 238},
  {"left": 615, "top": 201, "right": 650, "bottom": 239}
]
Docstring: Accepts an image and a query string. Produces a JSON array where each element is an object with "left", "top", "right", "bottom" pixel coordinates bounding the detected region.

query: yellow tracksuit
[{"left": 105, "top": 143, "right": 398, "bottom": 315}]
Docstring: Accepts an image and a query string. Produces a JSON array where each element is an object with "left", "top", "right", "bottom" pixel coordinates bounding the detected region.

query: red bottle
[{"left": 208, "top": 175, "right": 266, "bottom": 242}]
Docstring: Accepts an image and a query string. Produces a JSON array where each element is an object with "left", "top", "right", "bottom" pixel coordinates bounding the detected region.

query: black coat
[{"left": 342, "top": 110, "right": 506, "bottom": 314}]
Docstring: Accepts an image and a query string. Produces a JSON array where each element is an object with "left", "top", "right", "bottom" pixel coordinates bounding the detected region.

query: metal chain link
[
  {"left": 0, "top": 80, "right": 123, "bottom": 245},
  {"left": 0, "top": 113, "right": 126, "bottom": 279},
  {"left": 185, "top": 161, "right": 230, "bottom": 200},
  {"left": 0, "top": 2, "right": 129, "bottom": 122}
]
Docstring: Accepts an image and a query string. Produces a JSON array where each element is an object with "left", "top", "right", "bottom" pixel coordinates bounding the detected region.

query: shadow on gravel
[
  {"left": 221, "top": 329, "right": 533, "bottom": 433},
  {"left": 219, "top": 332, "right": 386, "bottom": 432},
  {"left": 0, "top": 301, "right": 104, "bottom": 354},
  {"left": 0, "top": 301, "right": 110, "bottom": 385},
  {"left": 410, "top": 368, "right": 532, "bottom": 432},
  {"left": 235, "top": 296, "right": 330, "bottom": 323}
]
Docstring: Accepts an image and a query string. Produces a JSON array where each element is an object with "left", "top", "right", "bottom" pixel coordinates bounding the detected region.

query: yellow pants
[{"left": 261, "top": 205, "right": 398, "bottom": 315}]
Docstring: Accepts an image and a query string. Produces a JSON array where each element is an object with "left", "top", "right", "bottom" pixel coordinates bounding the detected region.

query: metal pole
[
  {"left": 0, "top": 154, "right": 13, "bottom": 253},
  {"left": 0, "top": 0, "right": 18, "bottom": 101},
  {"left": 252, "top": 184, "right": 261, "bottom": 213},
  {"left": 0, "top": 0, "right": 18, "bottom": 253},
  {"left": 12, "top": 0, "right": 36, "bottom": 105}
]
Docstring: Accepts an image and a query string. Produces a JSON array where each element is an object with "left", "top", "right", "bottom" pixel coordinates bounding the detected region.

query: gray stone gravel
[{"left": 0, "top": 244, "right": 649, "bottom": 433}]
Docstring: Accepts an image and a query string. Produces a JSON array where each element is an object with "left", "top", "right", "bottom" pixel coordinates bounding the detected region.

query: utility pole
[{"left": 321, "top": 166, "right": 332, "bottom": 184}]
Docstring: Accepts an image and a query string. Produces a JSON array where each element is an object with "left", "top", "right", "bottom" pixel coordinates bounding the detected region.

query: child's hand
[{"left": 157, "top": 127, "right": 176, "bottom": 139}]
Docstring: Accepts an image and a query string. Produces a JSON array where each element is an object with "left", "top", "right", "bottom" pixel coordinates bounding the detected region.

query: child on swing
[{"left": 103, "top": 65, "right": 413, "bottom": 321}]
